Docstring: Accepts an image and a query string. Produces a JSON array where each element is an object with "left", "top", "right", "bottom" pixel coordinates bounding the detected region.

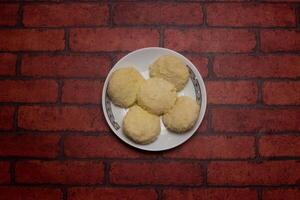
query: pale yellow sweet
[
  {"left": 137, "top": 78, "right": 177, "bottom": 115},
  {"left": 163, "top": 96, "right": 200, "bottom": 133},
  {"left": 123, "top": 105, "right": 160, "bottom": 144},
  {"left": 107, "top": 67, "right": 145, "bottom": 108},
  {"left": 149, "top": 55, "right": 189, "bottom": 91}
]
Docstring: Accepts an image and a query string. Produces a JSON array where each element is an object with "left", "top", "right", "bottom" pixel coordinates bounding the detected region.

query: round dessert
[
  {"left": 137, "top": 77, "right": 177, "bottom": 115},
  {"left": 107, "top": 67, "right": 145, "bottom": 108},
  {"left": 149, "top": 55, "right": 189, "bottom": 91},
  {"left": 123, "top": 105, "right": 160, "bottom": 144},
  {"left": 163, "top": 96, "right": 200, "bottom": 133}
]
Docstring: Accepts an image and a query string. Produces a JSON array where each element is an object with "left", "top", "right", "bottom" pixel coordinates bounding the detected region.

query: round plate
[{"left": 102, "top": 47, "right": 207, "bottom": 151}]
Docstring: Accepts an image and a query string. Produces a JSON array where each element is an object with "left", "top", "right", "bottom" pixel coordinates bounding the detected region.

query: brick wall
[{"left": 0, "top": 1, "right": 299, "bottom": 200}]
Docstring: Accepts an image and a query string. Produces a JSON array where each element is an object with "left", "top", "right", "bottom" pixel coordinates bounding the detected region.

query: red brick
[
  {"left": 16, "top": 160, "right": 104, "bottom": 184},
  {"left": 68, "top": 187, "right": 157, "bottom": 200},
  {"left": 214, "top": 55, "right": 300, "bottom": 78},
  {"left": 70, "top": 28, "right": 159, "bottom": 52},
  {"left": 0, "top": 162, "right": 10, "bottom": 184},
  {"left": 0, "top": 135, "right": 60, "bottom": 158},
  {"left": 22, "top": 0, "right": 60, "bottom": 1},
  {"left": 24, "top": 3, "right": 108, "bottom": 27},
  {"left": 113, "top": 53, "right": 128, "bottom": 63},
  {"left": 0, "top": 187, "right": 62, "bottom": 200},
  {"left": 22, "top": 55, "right": 111, "bottom": 78},
  {"left": 0, "top": 80, "right": 58, "bottom": 103},
  {"left": 208, "top": 161, "right": 300, "bottom": 185},
  {"left": 263, "top": 189, "right": 300, "bottom": 200},
  {"left": 64, "top": 135, "right": 156, "bottom": 159},
  {"left": 163, "top": 136, "right": 255, "bottom": 159},
  {"left": 114, "top": 2, "right": 202, "bottom": 25},
  {"left": 178, "top": 0, "right": 260, "bottom": 0},
  {"left": 212, "top": 108, "right": 300, "bottom": 132},
  {"left": 197, "top": 114, "right": 208, "bottom": 133},
  {"left": 21, "top": 0, "right": 63, "bottom": 1},
  {"left": 0, "top": 29, "right": 64, "bottom": 51},
  {"left": 0, "top": 106, "right": 15, "bottom": 130},
  {"left": 264, "top": 0, "right": 300, "bottom": 1},
  {"left": 261, "top": 30, "right": 300, "bottom": 52},
  {"left": 163, "top": 188, "right": 257, "bottom": 200},
  {"left": 62, "top": 80, "right": 103, "bottom": 104},
  {"left": 206, "top": 81, "right": 257, "bottom": 105},
  {"left": 182, "top": 0, "right": 254, "bottom": 0},
  {"left": 207, "top": 3, "right": 295, "bottom": 27},
  {"left": 296, "top": 8, "right": 299, "bottom": 23},
  {"left": 110, "top": 161, "right": 203, "bottom": 185},
  {"left": 184, "top": 55, "right": 208, "bottom": 78},
  {"left": 0, "top": 4, "right": 19, "bottom": 26},
  {"left": 18, "top": 106, "right": 108, "bottom": 132},
  {"left": 263, "top": 81, "right": 300, "bottom": 105},
  {"left": 260, "top": 135, "right": 300, "bottom": 157},
  {"left": 165, "top": 29, "right": 256, "bottom": 53},
  {"left": 0, "top": 53, "right": 16, "bottom": 76}
]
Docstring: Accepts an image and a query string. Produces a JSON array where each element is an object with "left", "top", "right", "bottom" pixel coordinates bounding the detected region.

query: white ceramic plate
[{"left": 102, "top": 47, "right": 207, "bottom": 151}]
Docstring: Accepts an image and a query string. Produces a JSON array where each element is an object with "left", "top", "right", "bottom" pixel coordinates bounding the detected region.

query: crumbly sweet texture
[
  {"left": 149, "top": 55, "right": 189, "bottom": 91},
  {"left": 123, "top": 105, "right": 161, "bottom": 144},
  {"left": 163, "top": 96, "right": 200, "bottom": 133},
  {"left": 107, "top": 67, "right": 145, "bottom": 108},
  {"left": 137, "top": 77, "right": 177, "bottom": 115}
]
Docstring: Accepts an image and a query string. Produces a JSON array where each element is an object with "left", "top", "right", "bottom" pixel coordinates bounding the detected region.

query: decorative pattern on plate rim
[
  {"left": 105, "top": 65, "right": 202, "bottom": 131},
  {"left": 187, "top": 65, "right": 202, "bottom": 104},
  {"left": 105, "top": 93, "right": 120, "bottom": 130}
]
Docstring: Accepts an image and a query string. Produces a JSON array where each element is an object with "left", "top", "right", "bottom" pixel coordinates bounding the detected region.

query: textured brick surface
[
  {"left": 0, "top": 53, "right": 16, "bottom": 76},
  {"left": 163, "top": 188, "right": 257, "bottom": 200},
  {"left": 18, "top": 106, "right": 108, "bottom": 132},
  {"left": 110, "top": 161, "right": 204, "bottom": 185},
  {"left": 0, "top": 2, "right": 299, "bottom": 199},
  {"left": 114, "top": 3, "right": 203, "bottom": 25},
  {"left": 165, "top": 29, "right": 256, "bottom": 53},
  {"left": 22, "top": 55, "right": 111, "bottom": 78},
  {"left": 0, "top": 135, "right": 60, "bottom": 158},
  {"left": 185, "top": 55, "right": 208, "bottom": 78},
  {"left": 0, "top": 80, "right": 58, "bottom": 103},
  {"left": 0, "top": 29, "right": 65, "bottom": 51},
  {"left": 70, "top": 28, "right": 159, "bottom": 52},
  {"left": 212, "top": 108, "right": 300, "bottom": 132},
  {"left": 68, "top": 188, "right": 157, "bottom": 200},
  {"left": 62, "top": 80, "right": 103, "bottom": 104},
  {"left": 0, "top": 106, "right": 15, "bottom": 130},
  {"left": 263, "top": 81, "right": 300, "bottom": 105},
  {"left": 207, "top": 3, "right": 295, "bottom": 27},
  {"left": 0, "top": 162, "right": 10, "bottom": 184},
  {"left": 23, "top": 3, "right": 108, "bottom": 27},
  {"left": 64, "top": 135, "right": 156, "bottom": 159},
  {"left": 208, "top": 161, "right": 300, "bottom": 185},
  {"left": 0, "top": 187, "right": 62, "bottom": 200},
  {"left": 206, "top": 81, "right": 257, "bottom": 104},
  {"left": 163, "top": 136, "right": 255, "bottom": 159},
  {"left": 260, "top": 135, "right": 300, "bottom": 157},
  {"left": 214, "top": 55, "right": 300, "bottom": 78},
  {"left": 263, "top": 189, "right": 300, "bottom": 200},
  {"left": 0, "top": 4, "right": 19, "bottom": 26},
  {"left": 16, "top": 160, "right": 104, "bottom": 184},
  {"left": 197, "top": 114, "right": 208, "bottom": 133},
  {"left": 261, "top": 30, "right": 300, "bottom": 52}
]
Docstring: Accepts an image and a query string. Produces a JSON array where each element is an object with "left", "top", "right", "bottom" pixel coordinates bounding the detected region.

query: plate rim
[{"left": 102, "top": 47, "right": 207, "bottom": 151}]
